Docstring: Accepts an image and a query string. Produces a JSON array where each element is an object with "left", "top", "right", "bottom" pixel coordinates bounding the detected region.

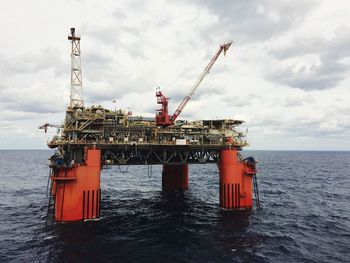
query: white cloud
[{"left": 0, "top": 0, "right": 349, "bottom": 150}]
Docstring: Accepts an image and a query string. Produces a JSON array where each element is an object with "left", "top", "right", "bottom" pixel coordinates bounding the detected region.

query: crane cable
[{"left": 165, "top": 56, "right": 206, "bottom": 95}]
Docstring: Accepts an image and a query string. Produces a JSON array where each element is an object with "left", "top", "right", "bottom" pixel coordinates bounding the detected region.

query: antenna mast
[{"left": 68, "top": 27, "right": 84, "bottom": 108}]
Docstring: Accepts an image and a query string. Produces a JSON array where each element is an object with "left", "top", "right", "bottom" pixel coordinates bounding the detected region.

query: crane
[
  {"left": 155, "top": 41, "right": 232, "bottom": 126},
  {"left": 38, "top": 123, "right": 63, "bottom": 133}
]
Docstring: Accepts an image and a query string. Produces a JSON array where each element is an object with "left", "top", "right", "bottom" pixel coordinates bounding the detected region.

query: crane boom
[
  {"left": 171, "top": 41, "right": 232, "bottom": 122},
  {"left": 39, "top": 123, "right": 63, "bottom": 133}
]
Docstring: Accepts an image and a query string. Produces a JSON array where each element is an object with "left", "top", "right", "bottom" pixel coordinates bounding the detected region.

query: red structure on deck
[{"left": 155, "top": 89, "right": 172, "bottom": 126}]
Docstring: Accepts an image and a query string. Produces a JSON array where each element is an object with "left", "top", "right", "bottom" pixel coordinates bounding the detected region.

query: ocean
[{"left": 0, "top": 150, "right": 349, "bottom": 262}]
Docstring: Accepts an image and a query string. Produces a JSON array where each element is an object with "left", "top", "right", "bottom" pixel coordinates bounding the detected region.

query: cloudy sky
[{"left": 1, "top": 0, "right": 350, "bottom": 150}]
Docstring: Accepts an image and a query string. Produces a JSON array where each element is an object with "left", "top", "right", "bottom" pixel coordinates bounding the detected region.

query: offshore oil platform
[{"left": 40, "top": 28, "right": 259, "bottom": 223}]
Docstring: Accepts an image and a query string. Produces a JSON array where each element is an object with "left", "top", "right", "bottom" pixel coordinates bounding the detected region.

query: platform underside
[{"left": 59, "top": 143, "right": 242, "bottom": 165}]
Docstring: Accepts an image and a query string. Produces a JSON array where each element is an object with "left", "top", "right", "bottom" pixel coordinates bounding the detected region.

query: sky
[{"left": 0, "top": 0, "right": 350, "bottom": 150}]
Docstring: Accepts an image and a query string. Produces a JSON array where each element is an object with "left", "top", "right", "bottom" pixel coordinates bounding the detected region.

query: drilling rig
[
  {"left": 155, "top": 42, "right": 232, "bottom": 126},
  {"left": 41, "top": 28, "right": 259, "bottom": 224}
]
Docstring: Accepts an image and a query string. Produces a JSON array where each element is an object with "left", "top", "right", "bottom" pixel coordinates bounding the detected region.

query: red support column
[
  {"left": 219, "top": 149, "right": 253, "bottom": 209},
  {"left": 53, "top": 148, "right": 101, "bottom": 222},
  {"left": 162, "top": 164, "right": 189, "bottom": 190}
]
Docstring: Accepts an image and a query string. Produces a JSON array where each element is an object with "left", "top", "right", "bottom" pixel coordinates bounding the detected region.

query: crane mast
[{"left": 155, "top": 42, "right": 232, "bottom": 126}]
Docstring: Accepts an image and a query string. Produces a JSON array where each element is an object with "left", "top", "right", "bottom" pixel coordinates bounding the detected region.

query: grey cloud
[
  {"left": 85, "top": 26, "right": 123, "bottom": 48},
  {"left": 0, "top": 122, "right": 15, "bottom": 131},
  {"left": 84, "top": 72, "right": 155, "bottom": 102},
  {"left": 85, "top": 24, "right": 146, "bottom": 59},
  {"left": 283, "top": 97, "right": 313, "bottom": 107},
  {"left": 0, "top": 85, "right": 64, "bottom": 115},
  {"left": 250, "top": 115, "right": 285, "bottom": 128},
  {"left": 126, "top": 46, "right": 148, "bottom": 59},
  {"left": 180, "top": 0, "right": 318, "bottom": 44},
  {"left": 269, "top": 68, "right": 345, "bottom": 91},
  {"left": 84, "top": 85, "right": 124, "bottom": 102},
  {"left": 121, "top": 25, "right": 142, "bottom": 37},
  {"left": 222, "top": 92, "right": 262, "bottom": 107},
  {"left": 267, "top": 30, "right": 350, "bottom": 90},
  {"left": 138, "top": 104, "right": 157, "bottom": 115},
  {"left": 162, "top": 64, "right": 231, "bottom": 105},
  {"left": 112, "top": 8, "right": 127, "bottom": 19},
  {"left": 15, "top": 102, "right": 63, "bottom": 114},
  {"left": 338, "top": 117, "right": 350, "bottom": 129},
  {"left": 165, "top": 82, "right": 226, "bottom": 105},
  {"left": 1, "top": 48, "right": 67, "bottom": 77},
  {"left": 251, "top": 109, "right": 350, "bottom": 139},
  {"left": 222, "top": 95, "right": 251, "bottom": 107},
  {"left": 254, "top": 119, "right": 331, "bottom": 138},
  {"left": 268, "top": 38, "right": 321, "bottom": 60},
  {"left": 0, "top": 111, "right": 46, "bottom": 121},
  {"left": 84, "top": 50, "right": 114, "bottom": 66}
]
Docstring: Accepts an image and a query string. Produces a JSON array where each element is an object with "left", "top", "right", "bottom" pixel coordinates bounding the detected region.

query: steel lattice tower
[{"left": 68, "top": 28, "right": 84, "bottom": 108}]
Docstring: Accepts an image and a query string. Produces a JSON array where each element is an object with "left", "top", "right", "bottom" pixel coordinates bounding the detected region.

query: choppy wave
[{"left": 0, "top": 150, "right": 349, "bottom": 262}]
